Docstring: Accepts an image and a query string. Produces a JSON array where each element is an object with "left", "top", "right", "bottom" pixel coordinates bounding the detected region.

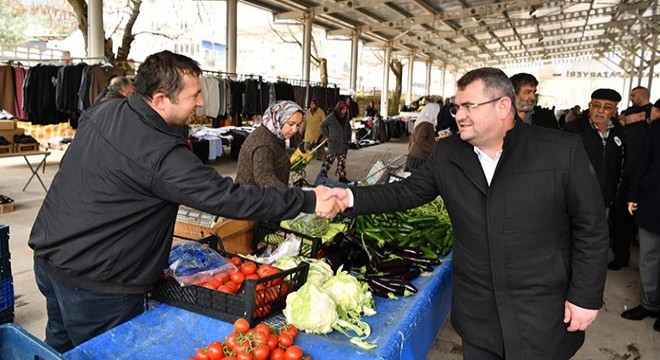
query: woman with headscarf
[
  {"left": 235, "top": 100, "right": 304, "bottom": 189},
  {"left": 320, "top": 101, "right": 353, "bottom": 183},
  {"left": 406, "top": 103, "right": 441, "bottom": 171}
]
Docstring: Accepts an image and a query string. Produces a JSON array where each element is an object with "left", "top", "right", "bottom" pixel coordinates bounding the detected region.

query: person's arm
[
  {"left": 563, "top": 135, "right": 609, "bottom": 328},
  {"left": 151, "top": 145, "right": 323, "bottom": 221},
  {"left": 299, "top": 113, "right": 307, "bottom": 135},
  {"left": 251, "top": 146, "right": 288, "bottom": 189}
]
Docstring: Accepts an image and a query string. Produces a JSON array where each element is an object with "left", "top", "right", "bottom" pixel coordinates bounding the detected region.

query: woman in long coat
[{"left": 320, "top": 101, "right": 352, "bottom": 183}]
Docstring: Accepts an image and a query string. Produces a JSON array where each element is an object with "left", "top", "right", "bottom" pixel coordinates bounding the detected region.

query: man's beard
[{"left": 516, "top": 98, "right": 535, "bottom": 112}]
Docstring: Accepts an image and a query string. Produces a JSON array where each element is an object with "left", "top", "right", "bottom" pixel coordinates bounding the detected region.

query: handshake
[{"left": 312, "top": 186, "right": 351, "bottom": 218}]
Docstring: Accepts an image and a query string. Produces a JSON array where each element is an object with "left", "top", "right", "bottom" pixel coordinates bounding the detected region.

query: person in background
[
  {"left": 346, "top": 93, "right": 360, "bottom": 121},
  {"left": 320, "top": 101, "right": 353, "bottom": 183},
  {"left": 609, "top": 105, "right": 649, "bottom": 270},
  {"left": 406, "top": 103, "right": 441, "bottom": 171},
  {"left": 323, "top": 67, "right": 608, "bottom": 359},
  {"left": 365, "top": 100, "right": 378, "bottom": 118},
  {"left": 235, "top": 100, "right": 304, "bottom": 189},
  {"left": 624, "top": 98, "right": 660, "bottom": 331},
  {"left": 565, "top": 89, "right": 624, "bottom": 213},
  {"left": 509, "top": 73, "right": 559, "bottom": 129},
  {"left": 565, "top": 105, "right": 581, "bottom": 123},
  {"left": 28, "top": 51, "right": 343, "bottom": 353},
  {"left": 300, "top": 99, "right": 325, "bottom": 151},
  {"left": 101, "top": 76, "right": 135, "bottom": 101},
  {"left": 620, "top": 86, "right": 653, "bottom": 126}
]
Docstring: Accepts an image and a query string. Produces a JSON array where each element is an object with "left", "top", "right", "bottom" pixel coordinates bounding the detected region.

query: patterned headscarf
[
  {"left": 262, "top": 100, "right": 304, "bottom": 139},
  {"left": 333, "top": 100, "right": 350, "bottom": 124}
]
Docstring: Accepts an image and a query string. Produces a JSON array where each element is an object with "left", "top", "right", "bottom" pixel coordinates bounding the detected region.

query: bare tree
[
  {"left": 269, "top": 22, "right": 328, "bottom": 86},
  {"left": 66, "top": 0, "right": 142, "bottom": 67},
  {"left": 390, "top": 58, "right": 403, "bottom": 115}
]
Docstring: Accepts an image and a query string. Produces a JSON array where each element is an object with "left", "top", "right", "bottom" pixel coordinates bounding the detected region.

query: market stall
[{"left": 62, "top": 257, "right": 452, "bottom": 360}]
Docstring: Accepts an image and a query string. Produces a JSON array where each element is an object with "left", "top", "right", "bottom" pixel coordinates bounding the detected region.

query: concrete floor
[{"left": 1, "top": 136, "right": 658, "bottom": 359}]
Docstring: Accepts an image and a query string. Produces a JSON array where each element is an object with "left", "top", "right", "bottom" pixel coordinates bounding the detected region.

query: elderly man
[{"left": 324, "top": 67, "right": 608, "bottom": 359}]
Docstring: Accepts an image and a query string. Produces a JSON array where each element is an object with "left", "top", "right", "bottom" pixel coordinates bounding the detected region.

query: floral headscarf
[
  {"left": 333, "top": 100, "right": 350, "bottom": 124},
  {"left": 262, "top": 100, "right": 304, "bottom": 139}
]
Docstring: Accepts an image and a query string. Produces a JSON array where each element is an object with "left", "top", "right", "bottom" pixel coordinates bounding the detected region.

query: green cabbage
[
  {"left": 323, "top": 267, "right": 376, "bottom": 316},
  {"left": 283, "top": 282, "right": 338, "bottom": 334}
]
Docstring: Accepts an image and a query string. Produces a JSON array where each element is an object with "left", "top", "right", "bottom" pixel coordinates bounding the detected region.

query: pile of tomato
[
  {"left": 198, "top": 257, "right": 292, "bottom": 318},
  {"left": 191, "top": 318, "right": 309, "bottom": 360}
]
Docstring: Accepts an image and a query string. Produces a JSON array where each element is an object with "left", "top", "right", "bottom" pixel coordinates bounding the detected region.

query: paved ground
[{"left": 1, "top": 135, "right": 658, "bottom": 359}]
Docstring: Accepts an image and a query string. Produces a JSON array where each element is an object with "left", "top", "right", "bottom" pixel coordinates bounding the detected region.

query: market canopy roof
[{"left": 242, "top": 0, "right": 659, "bottom": 72}]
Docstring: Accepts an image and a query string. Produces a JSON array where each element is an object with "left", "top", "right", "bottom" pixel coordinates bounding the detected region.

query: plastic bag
[
  {"left": 167, "top": 240, "right": 236, "bottom": 286},
  {"left": 287, "top": 213, "right": 329, "bottom": 237},
  {"left": 248, "top": 233, "right": 302, "bottom": 265}
]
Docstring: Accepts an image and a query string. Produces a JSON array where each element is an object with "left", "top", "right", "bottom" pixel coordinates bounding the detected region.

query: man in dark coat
[
  {"left": 509, "top": 73, "right": 559, "bottom": 130},
  {"left": 565, "top": 89, "right": 624, "bottom": 210},
  {"left": 322, "top": 67, "right": 608, "bottom": 359},
  {"left": 623, "top": 99, "right": 660, "bottom": 331}
]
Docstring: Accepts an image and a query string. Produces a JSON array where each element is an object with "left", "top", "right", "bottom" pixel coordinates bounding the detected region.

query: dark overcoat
[{"left": 351, "top": 121, "right": 609, "bottom": 359}]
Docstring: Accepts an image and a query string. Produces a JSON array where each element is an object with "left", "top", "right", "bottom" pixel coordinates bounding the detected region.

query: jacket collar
[
  {"left": 448, "top": 117, "right": 525, "bottom": 195},
  {"left": 127, "top": 96, "right": 187, "bottom": 139}
]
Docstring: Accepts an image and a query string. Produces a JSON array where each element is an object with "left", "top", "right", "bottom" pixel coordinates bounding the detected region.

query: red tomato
[
  {"left": 233, "top": 339, "right": 251, "bottom": 354},
  {"left": 236, "top": 352, "right": 254, "bottom": 360},
  {"left": 224, "top": 281, "right": 239, "bottom": 293},
  {"left": 240, "top": 261, "right": 257, "bottom": 275},
  {"left": 217, "top": 285, "right": 233, "bottom": 294},
  {"left": 230, "top": 271, "right": 246, "bottom": 285},
  {"left": 253, "top": 344, "right": 270, "bottom": 360},
  {"left": 255, "top": 323, "right": 272, "bottom": 337},
  {"left": 226, "top": 333, "right": 238, "bottom": 351},
  {"left": 262, "top": 268, "right": 281, "bottom": 285},
  {"left": 256, "top": 264, "right": 272, "bottom": 278},
  {"left": 245, "top": 274, "right": 259, "bottom": 281},
  {"left": 206, "top": 341, "right": 225, "bottom": 360},
  {"left": 202, "top": 282, "right": 218, "bottom": 290},
  {"left": 214, "top": 273, "right": 229, "bottom": 284},
  {"left": 267, "top": 334, "right": 278, "bottom": 350},
  {"left": 196, "top": 348, "right": 210, "bottom": 360},
  {"left": 278, "top": 333, "right": 293, "bottom": 348},
  {"left": 229, "top": 256, "right": 242, "bottom": 267},
  {"left": 284, "top": 346, "right": 303, "bottom": 360},
  {"left": 281, "top": 325, "right": 297, "bottom": 340},
  {"left": 234, "top": 318, "right": 250, "bottom": 333},
  {"left": 269, "top": 348, "right": 285, "bottom": 360}
]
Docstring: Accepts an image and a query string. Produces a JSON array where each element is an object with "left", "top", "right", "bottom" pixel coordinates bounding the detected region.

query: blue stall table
[{"left": 64, "top": 259, "right": 452, "bottom": 360}]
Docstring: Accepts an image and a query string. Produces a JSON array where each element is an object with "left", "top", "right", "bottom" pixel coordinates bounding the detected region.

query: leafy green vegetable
[
  {"left": 287, "top": 213, "right": 330, "bottom": 237},
  {"left": 323, "top": 267, "right": 376, "bottom": 316},
  {"left": 283, "top": 282, "right": 338, "bottom": 334}
]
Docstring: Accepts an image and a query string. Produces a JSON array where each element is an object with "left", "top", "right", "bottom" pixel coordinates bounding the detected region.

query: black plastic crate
[
  {"left": 0, "top": 277, "right": 12, "bottom": 312},
  {"left": 149, "top": 237, "right": 309, "bottom": 327},
  {"left": 0, "top": 226, "right": 8, "bottom": 258},
  {"left": 0, "top": 255, "right": 10, "bottom": 281},
  {"left": 0, "top": 307, "right": 13, "bottom": 325},
  {"left": 252, "top": 222, "right": 322, "bottom": 258}
]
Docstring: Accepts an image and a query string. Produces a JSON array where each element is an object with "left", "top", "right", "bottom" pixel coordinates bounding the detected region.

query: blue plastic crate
[
  {"left": 0, "top": 323, "right": 62, "bottom": 360},
  {"left": 0, "top": 225, "right": 7, "bottom": 257},
  {"left": 0, "top": 307, "right": 12, "bottom": 325},
  {"left": 0, "top": 277, "right": 13, "bottom": 311},
  {"left": 0, "top": 254, "right": 10, "bottom": 280}
]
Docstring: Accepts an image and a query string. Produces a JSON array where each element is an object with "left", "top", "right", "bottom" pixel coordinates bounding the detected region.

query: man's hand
[
  {"left": 564, "top": 301, "right": 598, "bottom": 332},
  {"left": 313, "top": 186, "right": 346, "bottom": 218},
  {"left": 321, "top": 187, "right": 351, "bottom": 209},
  {"left": 628, "top": 202, "right": 638, "bottom": 216}
]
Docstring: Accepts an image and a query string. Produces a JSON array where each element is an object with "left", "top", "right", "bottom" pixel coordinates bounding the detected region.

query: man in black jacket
[
  {"left": 324, "top": 68, "right": 608, "bottom": 359},
  {"left": 28, "top": 51, "right": 343, "bottom": 353},
  {"left": 565, "top": 89, "right": 624, "bottom": 210},
  {"left": 509, "top": 73, "right": 559, "bottom": 130}
]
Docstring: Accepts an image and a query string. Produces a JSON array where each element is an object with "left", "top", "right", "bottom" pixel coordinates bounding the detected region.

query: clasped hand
[{"left": 312, "top": 186, "right": 351, "bottom": 218}]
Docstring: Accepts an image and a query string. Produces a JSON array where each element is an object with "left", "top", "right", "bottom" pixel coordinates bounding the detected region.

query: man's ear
[
  {"left": 150, "top": 92, "right": 168, "bottom": 111},
  {"left": 499, "top": 97, "right": 513, "bottom": 118}
]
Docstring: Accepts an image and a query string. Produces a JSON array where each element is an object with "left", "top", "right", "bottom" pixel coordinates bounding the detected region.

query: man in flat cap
[{"left": 566, "top": 89, "right": 624, "bottom": 229}]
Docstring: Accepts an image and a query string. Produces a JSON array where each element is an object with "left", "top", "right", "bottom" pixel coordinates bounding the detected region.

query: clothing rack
[
  {"left": 1, "top": 56, "right": 110, "bottom": 66},
  {"left": 201, "top": 69, "right": 261, "bottom": 81}
]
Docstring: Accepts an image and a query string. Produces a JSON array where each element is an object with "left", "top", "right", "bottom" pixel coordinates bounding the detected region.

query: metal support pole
[
  {"left": 88, "top": 0, "right": 104, "bottom": 58},
  {"left": 350, "top": 31, "right": 359, "bottom": 94},
  {"left": 627, "top": 53, "right": 635, "bottom": 102},
  {"left": 637, "top": 44, "right": 645, "bottom": 86},
  {"left": 425, "top": 60, "right": 432, "bottom": 96},
  {"left": 406, "top": 53, "right": 414, "bottom": 105},
  {"left": 441, "top": 66, "right": 446, "bottom": 98},
  {"left": 380, "top": 44, "right": 392, "bottom": 118},
  {"left": 302, "top": 12, "right": 313, "bottom": 106},
  {"left": 226, "top": 0, "right": 238, "bottom": 76},
  {"left": 648, "top": 32, "right": 657, "bottom": 91}
]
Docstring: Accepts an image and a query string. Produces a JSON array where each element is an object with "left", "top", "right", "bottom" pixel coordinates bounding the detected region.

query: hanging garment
[
  {"left": 0, "top": 66, "right": 16, "bottom": 117},
  {"left": 13, "top": 66, "right": 27, "bottom": 119}
]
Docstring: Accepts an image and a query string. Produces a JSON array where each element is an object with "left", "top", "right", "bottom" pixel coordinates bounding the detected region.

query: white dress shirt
[{"left": 473, "top": 147, "right": 502, "bottom": 185}]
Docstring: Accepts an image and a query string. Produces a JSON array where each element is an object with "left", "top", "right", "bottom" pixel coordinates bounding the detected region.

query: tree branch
[
  {"left": 132, "top": 30, "right": 176, "bottom": 40},
  {"left": 116, "top": 0, "right": 142, "bottom": 61}
]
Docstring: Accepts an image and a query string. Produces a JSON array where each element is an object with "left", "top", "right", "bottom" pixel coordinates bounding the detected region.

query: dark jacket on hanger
[{"left": 28, "top": 96, "right": 315, "bottom": 295}]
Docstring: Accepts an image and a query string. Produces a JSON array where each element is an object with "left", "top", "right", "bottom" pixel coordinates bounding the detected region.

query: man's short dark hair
[
  {"left": 457, "top": 67, "right": 516, "bottom": 104},
  {"left": 509, "top": 73, "right": 539, "bottom": 95},
  {"left": 108, "top": 77, "right": 132, "bottom": 94},
  {"left": 631, "top": 86, "right": 650, "bottom": 100},
  {"left": 135, "top": 51, "right": 202, "bottom": 102}
]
